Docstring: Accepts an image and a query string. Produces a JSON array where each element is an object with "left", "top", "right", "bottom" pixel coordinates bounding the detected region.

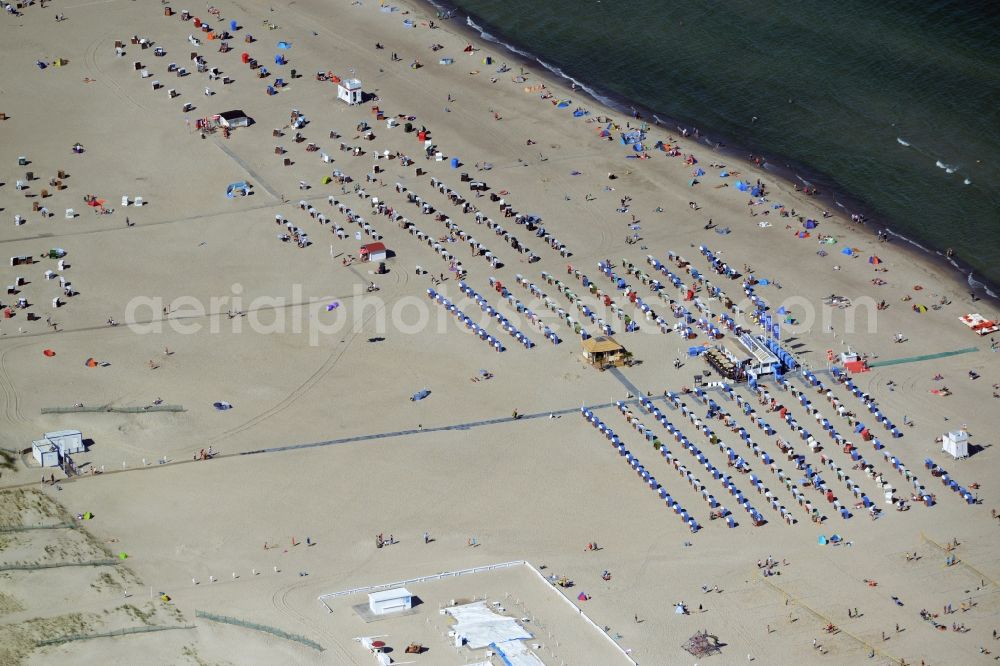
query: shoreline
[{"left": 415, "top": 0, "right": 999, "bottom": 303}]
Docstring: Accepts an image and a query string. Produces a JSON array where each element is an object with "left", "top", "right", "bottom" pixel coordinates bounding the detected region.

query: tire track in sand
[
  {"left": 0, "top": 340, "right": 35, "bottom": 427},
  {"left": 207, "top": 289, "right": 390, "bottom": 445},
  {"left": 269, "top": 578, "right": 354, "bottom": 662},
  {"left": 83, "top": 33, "right": 150, "bottom": 112}
]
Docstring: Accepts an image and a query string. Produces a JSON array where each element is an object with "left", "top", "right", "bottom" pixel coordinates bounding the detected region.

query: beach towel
[{"left": 213, "top": 401, "right": 233, "bottom": 410}]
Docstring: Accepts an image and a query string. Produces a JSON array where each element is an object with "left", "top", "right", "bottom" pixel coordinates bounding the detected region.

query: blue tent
[
  {"left": 226, "top": 181, "right": 251, "bottom": 198},
  {"left": 276, "top": 41, "right": 292, "bottom": 49},
  {"left": 410, "top": 389, "right": 430, "bottom": 401},
  {"left": 841, "top": 247, "right": 854, "bottom": 256},
  {"left": 804, "top": 219, "right": 818, "bottom": 229},
  {"left": 735, "top": 180, "right": 749, "bottom": 192}
]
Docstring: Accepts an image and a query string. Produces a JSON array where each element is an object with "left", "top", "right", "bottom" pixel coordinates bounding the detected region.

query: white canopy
[{"left": 443, "top": 601, "right": 531, "bottom": 650}]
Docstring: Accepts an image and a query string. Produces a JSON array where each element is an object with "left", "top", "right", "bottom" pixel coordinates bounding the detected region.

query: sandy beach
[{"left": 1, "top": 0, "right": 999, "bottom": 664}]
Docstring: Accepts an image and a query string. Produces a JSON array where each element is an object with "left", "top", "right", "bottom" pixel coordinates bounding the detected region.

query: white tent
[
  {"left": 942, "top": 430, "right": 968, "bottom": 459},
  {"left": 367, "top": 587, "right": 412, "bottom": 615},
  {"left": 443, "top": 602, "right": 532, "bottom": 650}
]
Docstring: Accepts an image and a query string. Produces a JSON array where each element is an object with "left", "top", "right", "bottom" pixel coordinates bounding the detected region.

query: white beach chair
[
  {"left": 122, "top": 196, "right": 130, "bottom": 207},
  {"left": 65, "top": 208, "right": 75, "bottom": 219},
  {"left": 134, "top": 197, "right": 143, "bottom": 207}
]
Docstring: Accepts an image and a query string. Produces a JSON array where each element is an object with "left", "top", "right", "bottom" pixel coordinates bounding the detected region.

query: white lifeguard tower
[
  {"left": 942, "top": 430, "right": 969, "bottom": 459},
  {"left": 337, "top": 78, "right": 362, "bottom": 105}
]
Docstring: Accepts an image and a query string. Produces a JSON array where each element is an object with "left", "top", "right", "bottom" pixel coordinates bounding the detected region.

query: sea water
[{"left": 434, "top": 0, "right": 1000, "bottom": 294}]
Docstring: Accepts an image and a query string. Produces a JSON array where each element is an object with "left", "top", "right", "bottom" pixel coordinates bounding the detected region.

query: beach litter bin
[
  {"left": 450, "top": 157, "right": 459, "bottom": 169},
  {"left": 230, "top": 19, "right": 237, "bottom": 31},
  {"left": 18, "top": 156, "right": 28, "bottom": 166}
]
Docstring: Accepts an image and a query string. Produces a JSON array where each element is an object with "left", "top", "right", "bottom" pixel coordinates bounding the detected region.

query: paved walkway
[
  {"left": 213, "top": 139, "right": 282, "bottom": 200},
  {"left": 867, "top": 346, "right": 979, "bottom": 368},
  {"left": 607, "top": 366, "right": 643, "bottom": 397},
  {"left": 2, "top": 396, "right": 667, "bottom": 489}
]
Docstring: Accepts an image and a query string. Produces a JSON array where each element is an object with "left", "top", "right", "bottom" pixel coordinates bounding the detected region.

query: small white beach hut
[
  {"left": 337, "top": 78, "right": 362, "bottom": 105},
  {"left": 359, "top": 241, "right": 387, "bottom": 262},
  {"left": 31, "top": 429, "right": 85, "bottom": 467},
  {"left": 368, "top": 588, "right": 412, "bottom": 615},
  {"left": 32, "top": 440, "right": 60, "bottom": 467},
  {"left": 942, "top": 430, "right": 969, "bottom": 459},
  {"left": 44, "top": 429, "right": 85, "bottom": 455},
  {"left": 218, "top": 110, "right": 251, "bottom": 128}
]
